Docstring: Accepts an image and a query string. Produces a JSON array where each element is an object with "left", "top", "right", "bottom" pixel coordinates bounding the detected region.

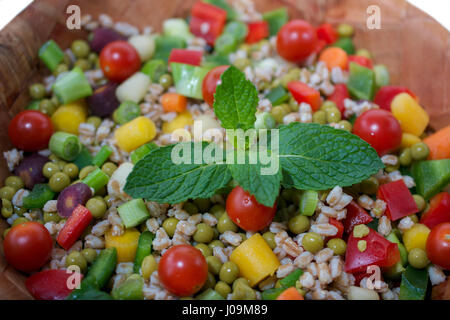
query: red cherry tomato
[
  {"left": 352, "top": 109, "right": 402, "bottom": 156},
  {"left": 202, "top": 65, "right": 229, "bottom": 107},
  {"left": 276, "top": 20, "right": 317, "bottom": 63},
  {"left": 26, "top": 269, "right": 82, "bottom": 300},
  {"left": 226, "top": 186, "right": 277, "bottom": 232},
  {"left": 3, "top": 222, "right": 53, "bottom": 273},
  {"left": 426, "top": 222, "right": 450, "bottom": 270},
  {"left": 99, "top": 41, "right": 141, "bottom": 82},
  {"left": 158, "top": 244, "right": 208, "bottom": 296},
  {"left": 8, "top": 110, "right": 53, "bottom": 152}
]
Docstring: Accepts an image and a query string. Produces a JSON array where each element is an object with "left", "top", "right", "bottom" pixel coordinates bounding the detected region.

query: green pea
[
  {"left": 217, "top": 213, "right": 238, "bottom": 234},
  {"left": 158, "top": 74, "right": 173, "bottom": 90},
  {"left": 312, "top": 110, "right": 327, "bottom": 124},
  {"left": 326, "top": 107, "right": 342, "bottom": 123},
  {"left": 385, "top": 162, "right": 400, "bottom": 173},
  {"left": 74, "top": 59, "right": 90, "bottom": 71},
  {"left": 43, "top": 212, "right": 61, "bottom": 223},
  {"left": 79, "top": 165, "right": 95, "bottom": 180},
  {"left": 201, "top": 272, "right": 216, "bottom": 291},
  {"left": 49, "top": 154, "right": 60, "bottom": 162},
  {"left": 206, "top": 256, "right": 222, "bottom": 275},
  {"left": 43, "top": 162, "right": 60, "bottom": 180},
  {"left": 412, "top": 194, "right": 426, "bottom": 212},
  {"left": 65, "top": 251, "right": 88, "bottom": 273},
  {"left": 410, "top": 142, "right": 429, "bottom": 161},
  {"left": 12, "top": 217, "right": 29, "bottom": 227},
  {"left": 288, "top": 215, "right": 310, "bottom": 234},
  {"left": 360, "top": 177, "right": 379, "bottom": 195},
  {"left": 1, "top": 199, "right": 13, "bottom": 218},
  {"left": 104, "top": 195, "right": 113, "bottom": 208},
  {"left": 101, "top": 162, "right": 117, "bottom": 177},
  {"left": 327, "top": 238, "right": 347, "bottom": 255},
  {"left": 270, "top": 105, "right": 287, "bottom": 123},
  {"left": 71, "top": 39, "right": 90, "bottom": 58},
  {"left": 62, "top": 163, "right": 79, "bottom": 180},
  {"left": 288, "top": 97, "right": 299, "bottom": 112},
  {"left": 39, "top": 99, "right": 57, "bottom": 116},
  {"left": 279, "top": 103, "right": 291, "bottom": 115},
  {"left": 337, "top": 23, "right": 354, "bottom": 38},
  {"left": 182, "top": 202, "right": 198, "bottom": 215},
  {"left": 210, "top": 204, "right": 226, "bottom": 219},
  {"left": 399, "top": 148, "right": 412, "bottom": 166},
  {"left": 53, "top": 63, "right": 69, "bottom": 76},
  {"left": 88, "top": 52, "right": 98, "bottom": 64},
  {"left": 193, "top": 198, "right": 211, "bottom": 212},
  {"left": 29, "top": 83, "right": 46, "bottom": 100},
  {"left": 86, "top": 116, "right": 102, "bottom": 128},
  {"left": 337, "top": 120, "right": 352, "bottom": 132},
  {"left": 219, "top": 261, "right": 240, "bottom": 284},
  {"left": 51, "top": 95, "right": 61, "bottom": 108},
  {"left": 49, "top": 172, "right": 70, "bottom": 192},
  {"left": 81, "top": 248, "right": 97, "bottom": 264},
  {"left": 302, "top": 232, "right": 324, "bottom": 254},
  {"left": 209, "top": 239, "right": 225, "bottom": 251},
  {"left": 356, "top": 48, "right": 372, "bottom": 59},
  {"left": 4, "top": 176, "right": 24, "bottom": 191},
  {"left": 56, "top": 160, "right": 67, "bottom": 171},
  {"left": 233, "top": 58, "right": 251, "bottom": 71},
  {"left": 86, "top": 197, "right": 107, "bottom": 219},
  {"left": 195, "top": 243, "right": 212, "bottom": 257},
  {"left": 262, "top": 231, "right": 276, "bottom": 249},
  {"left": 162, "top": 217, "right": 179, "bottom": 237},
  {"left": 0, "top": 186, "right": 15, "bottom": 201},
  {"left": 215, "top": 281, "right": 231, "bottom": 298},
  {"left": 193, "top": 223, "right": 214, "bottom": 243},
  {"left": 320, "top": 100, "right": 337, "bottom": 112},
  {"left": 408, "top": 248, "right": 429, "bottom": 269}
]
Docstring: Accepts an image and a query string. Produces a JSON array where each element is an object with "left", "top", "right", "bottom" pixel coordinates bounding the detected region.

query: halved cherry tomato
[
  {"left": 202, "top": 65, "right": 229, "bottom": 107},
  {"left": 100, "top": 41, "right": 141, "bottom": 82},
  {"left": 352, "top": 109, "right": 402, "bottom": 156},
  {"left": 26, "top": 269, "right": 82, "bottom": 300},
  {"left": 3, "top": 222, "right": 53, "bottom": 273},
  {"left": 158, "top": 244, "right": 208, "bottom": 296},
  {"left": 276, "top": 20, "right": 317, "bottom": 63},
  {"left": 226, "top": 186, "right": 276, "bottom": 232},
  {"left": 420, "top": 192, "right": 450, "bottom": 229},
  {"left": 426, "top": 222, "right": 450, "bottom": 270},
  {"left": 8, "top": 110, "right": 53, "bottom": 152},
  {"left": 327, "top": 83, "right": 349, "bottom": 116},
  {"left": 374, "top": 86, "right": 417, "bottom": 112}
]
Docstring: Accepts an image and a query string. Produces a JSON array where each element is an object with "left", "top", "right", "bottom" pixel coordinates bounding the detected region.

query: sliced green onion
[
  {"left": 163, "top": 18, "right": 193, "bottom": 42},
  {"left": 214, "top": 33, "right": 238, "bottom": 55},
  {"left": 279, "top": 269, "right": 303, "bottom": 288},
  {"left": 113, "top": 101, "right": 141, "bottom": 124},
  {"left": 299, "top": 190, "right": 318, "bottom": 216},
  {"left": 261, "top": 287, "right": 285, "bottom": 300},
  {"left": 171, "top": 63, "right": 210, "bottom": 99},
  {"left": 133, "top": 231, "right": 155, "bottom": 273},
  {"left": 23, "top": 184, "right": 55, "bottom": 209},
  {"left": 82, "top": 247, "right": 117, "bottom": 289},
  {"left": 52, "top": 67, "right": 93, "bottom": 104},
  {"left": 92, "top": 145, "right": 113, "bottom": 167},
  {"left": 73, "top": 145, "right": 93, "bottom": 170},
  {"left": 374, "top": 64, "right": 390, "bottom": 88},
  {"left": 82, "top": 167, "right": 109, "bottom": 193},
  {"left": 224, "top": 21, "right": 248, "bottom": 42},
  {"left": 131, "top": 142, "right": 159, "bottom": 164},
  {"left": 141, "top": 59, "right": 167, "bottom": 82},
  {"left": 117, "top": 199, "right": 150, "bottom": 228},
  {"left": 38, "top": 40, "right": 64, "bottom": 72},
  {"left": 265, "top": 85, "right": 289, "bottom": 106},
  {"left": 49, "top": 132, "right": 82, "bottom": 161},
  {"left": 196, "top": 289, "right": 225, "bottom": 300}
]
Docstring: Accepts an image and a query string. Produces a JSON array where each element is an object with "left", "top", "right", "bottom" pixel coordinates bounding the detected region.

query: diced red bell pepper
[
  {"left": 26, "top": 269, "right": 83, "bottom": 300},
  {"left": 374, "top": 86, "right": 417, "bottom": 112},
  {"left": 190, "top": 1, "right": 227, "bottom": 45},
  {"left": 327, "top": 83, "right": 349, "bottom": 116},
  {"left": 245, "top": 21, "right": 269, "bottom": 44},
  {"left": 287, "top": 81, "right": 321, "bottom": 112},
  {"left": 420, "top": 192, "right": 450, "bottom": 229},
  {"left": 316, "top": 23, "right": 337, "bottom": 44},
  {"left": 343, "top": 201, "right": 373, "bottom": 234},
  {"left": 313, "top": 39, "right": 327, "bottom": 54},
  {"left": 168, "top": 49, "right": 203, "bottom": 66},
  {"left": 377, "top": 180, "right": 418, "bottom": 221},
  {"left": 347, "top": 55, "right": 373, "bottom": 69},
  {"left": 327, "top": 218, "right": 344, "bottom": 240},
  {"left": 57, "top": 205, "right": 93, "bottom": 250},
  {"left": 345, "top": 228, "right": 400, "bottom": 274}
]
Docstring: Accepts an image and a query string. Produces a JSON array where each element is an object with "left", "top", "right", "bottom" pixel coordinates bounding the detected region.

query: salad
[{"left": 1, "top": 0, "right": 449, "bottom": 301}]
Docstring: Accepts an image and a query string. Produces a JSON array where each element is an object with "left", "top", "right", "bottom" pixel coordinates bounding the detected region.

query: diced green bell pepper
[
  {"left": 386, "top": 232, "right": 408, "bottom": 266},
  {"left": 279, "top": 269, "right": 303, "bottom": 288},
  {"left": 73, "top": 145, "right": 93, "bottom": 170},
  {"left": 22, "top": 184, "right": 55, "bottom": 209},
  {"left": 333, "top": 37, "right": 355, "bottom": 54},
  {"left": 264, "top": 85, "right": 289, "bottom": 106},
  {"left": 261, "top": 287, "right": 285, "bottom": 300},
  {"left": 66, "top": 282, "right": 113, "bottom": 300},
  {"left": 171, "top": 62, "right": 210, "bottom": 100},
  {"left": 133, "top": 231, "right": 155, "bottom": 273},
  {"left": 141, "top": 59, "right": 167, "bottom": 82},
  {"left": 111, "top": 274, "right": 144, "bottom": 300},
  {"left": 204, "top": 0, "right": 237, "bottom": 20},
  {"left": 224, "top": 21, "right": 248, "bottom": 42},
  {"left": 399, "top": 265, "right": 428, "bottom": 300},
  {"left": 153, "top": 35, "right": 186, "bottom": 62},
  {"left": 215, "top": 33, "right": 238, "bottom": 55},
  {"left": 202, "top": 54, "right": 230, "bottom": 69},
  {"left": 263, "top": 7, "right": 289, "bottom": 36},
  {"left": 411, "top": 159, "right": 450, "bottom": 200},
  {"left": 347, "top": 62, "right": 376, "bottom": 101}
]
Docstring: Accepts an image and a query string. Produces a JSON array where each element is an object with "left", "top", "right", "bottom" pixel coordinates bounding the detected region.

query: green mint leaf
[
  {"left": 228, "top": 150, "right": 281, "bottom": 207},
  {"left": 124, "top": 142, "right": 231, "bottom": 203},
  {"left": 213, "top": 66, "right": 258, "bottom": 130},
  {"left": 278, "top": 123, "right": 384, "bottom": 190}
]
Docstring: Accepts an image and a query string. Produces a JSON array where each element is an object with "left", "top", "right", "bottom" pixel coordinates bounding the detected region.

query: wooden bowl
[{"left": 0, "top": 0, "right": 448, "bottom": 299}]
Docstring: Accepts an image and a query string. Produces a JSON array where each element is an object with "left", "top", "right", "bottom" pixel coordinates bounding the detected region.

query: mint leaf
[
  {"left": 213, "top": 66, "right": 258, "bottom": 130},
  {"left": 279, "top": 123, "right": 384, "bottom": 190},
  {"left": 228, "top": 150, "right": 281, "bottom": 207},
  {"left": 124, "top": 142, "right": 231, "bottom": 203}
]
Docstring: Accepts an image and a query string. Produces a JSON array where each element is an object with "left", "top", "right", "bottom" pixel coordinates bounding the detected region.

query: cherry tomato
[
  {"left": 352, "top": 109, "right": 402, "bottom": 156},
  {"left": 3, "top": 222, "right": 53, "bottom": 273},
  {"left": 426, "top": 222, "right": 450, "bottom": 270},
  {"left": 26, "top": 269, "right": 82, "bottom": 300},
  {"left": 99, "top": 40, "right": 141, "bottom": 82},
  {"left": 8, "top": 110, "right": 53, "bottom": 152},
  {"left": 202, "top": 65, "right": 229, "bottom": 107},
  {"left": 276, "top": 20, "right": 317, "bottom": 63},
  {"left": 158, "top": 244, "right": 208, "bottom": 296},
  {"left": 226, "top": 186, "right": 277, "bottom": 232}
]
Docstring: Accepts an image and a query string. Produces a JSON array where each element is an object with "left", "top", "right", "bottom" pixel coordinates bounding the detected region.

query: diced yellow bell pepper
[
  {"left": 51, "top": 99, "right": 88, "bottom": 134},
  {"left": 400, "top": 133, "right": 422, "bottom": 149},
  {"left": 105, "top": 228, "right": 141, "bottom": 263},
  {"left": 114, "top": 116, "right": 156, "bottom": 153},
  {"left": 230, "top": 233, "right": 280, "bottom": 287},
  {"left": 391, "top": 93, "right": 429, "bottom": 136},
  {"left": 162, "top": 110, "right": 193, "bottom": 134},
  {"left": 402, "top": 223, "right": 430, "bottom": 252}
]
